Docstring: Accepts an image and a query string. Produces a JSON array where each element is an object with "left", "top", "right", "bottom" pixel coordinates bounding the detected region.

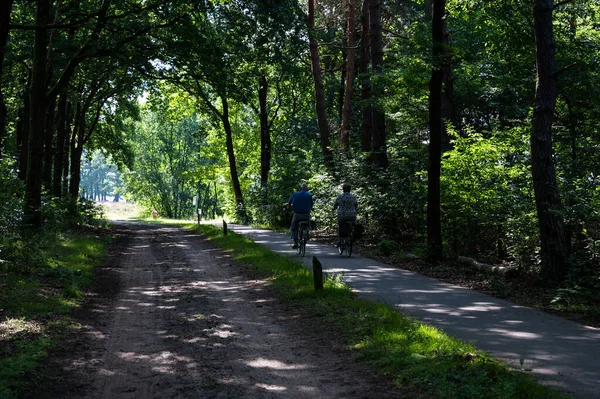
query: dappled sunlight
[
  {"left": 223, "top": 223, "right": 600, "bottom": 396},
  {"left": 459, "top": 303, "right": 504, "bottom": 312},
  {"left": 245, "top": 357, "right": 312, "bottom": 371},
  {"left": 254, "top": 383, "right": 287, "bottom": 391},
  {"left": 0, "top": 317, "right": 42, "bottom": 338},
  {"left": 487, "top": 328, "right": 542, "bottom": 339}
]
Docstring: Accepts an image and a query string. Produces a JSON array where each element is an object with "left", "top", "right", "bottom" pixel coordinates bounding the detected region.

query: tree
[
  {"left": 358, "top": 0, "right": 372, "bottom": 154},
  {"left": 0, "top": 0, "right": 14, "bottom": 153},
  {"left": 369, "top": 0, "right": 388, "bottom": 169},
  {"left": 531, "top": 0, "right": 568, "bottom": 280},
  {"left": 427, "top": 0, "right": 445, "bottom": 262},
  {"left": 307, "top": 0, "right": 334, "bottom": 169},
  {"left": 340, "top": 0, "right": 356, "bottom": 152}
]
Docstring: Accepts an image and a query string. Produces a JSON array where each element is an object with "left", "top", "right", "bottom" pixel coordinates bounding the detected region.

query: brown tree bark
[
  {"left": 531, "top": 0, "right": 568, "bottom": 281},
  {"left": 69, "top": 97, "right": 102, "bottom": 200},
  {"left": 53, "top": 92, "right": 67, "bottom": 197},
  {"left": 17, "top": 89, "right": 30, "bottom": 181},
  {"left": 43, "top": 96, "right": 56, "bottom": 189},
  {"left": 308, "top": 0, "right": 333, "bottom": 168},
  {"left": 62, "top": 101, "right": 72, "bottom": 196},
  {"left": 359, "top": 0, "right": 372, "bottom": 154},
  {"left": 440, "top": 10, "right": 455, "bottom": 153},
  {"left": 369, "top": 0, "right": 388, "bottom": 168},
  {"left": 427, "top": 0, "right": 445, "bottom": 262},
  {"left": 258, "top": 75, "right": 271, "bottom": 186},
  {"left": 340, "top": 0, "right": 356, "bottom": 152},
  {"left": 69, "top": 103, "right": 85, "bottom": 199},
  {"left": 0, "top": 0, "right": 13, "bottom": 153},
  {"left": 25, "top": 0, "right": 51, "bottom": 227},
  {"left": 221, "top": 94, "right": 248, "bottom": 222}
]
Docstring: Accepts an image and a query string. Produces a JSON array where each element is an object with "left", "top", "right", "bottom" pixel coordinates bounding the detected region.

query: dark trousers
[
  {"left": 290, "top": 213, "right": 310, "bottom": 240},
  {"left": 337, "top": 216, "right": 356, "bottom": 238}
]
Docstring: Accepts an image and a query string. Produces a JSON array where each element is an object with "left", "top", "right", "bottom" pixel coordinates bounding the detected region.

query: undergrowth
[{"left": 0, "top": 230, "right": 108, "bottom": 398}]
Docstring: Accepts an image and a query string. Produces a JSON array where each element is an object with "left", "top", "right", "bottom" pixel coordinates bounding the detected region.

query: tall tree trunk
[
  {"left": 43, "top": 96, "right": 56, "bottom": 189},
  {"left": 62, "top": 101, "right": 72, "bottom": 196},
  {"left": 0, "top": 0, "right": 14, "bottom": 153},
  {"left": 258, "top": 75, "right": 271, "bottom": 187},
  {"left": 440, "top": 11, "right": 455, "bottom": 153},
  {"left": 308, "top": 0, "right": 333, "bottom": 168},
  {"left": 341, "top": 0, "right": 356, "bottom": 152},
  {"left": 359, "top": 0, "right": 372, "bottom": 154},
  {"left": 25, "top": 0, "right": 50, "bottom": 228},
  {"left": 532, "top": 0, "right": 568, "bottom": 281},
  {"left": 369, "top": 0, "right": 388, "bottom": 168},
  {"left": 17, "top": 89, "right": 30, "bottom": 181},
  {"left": 221, "top": 95, "right": 247, "bottom": 222},
  {"left": 53, "top": 92, "right": 67, "bottom": 197},
  {"left": 427, "top": 0, "right": 445, "bottom": 262},
  {"left": 69, "top": 103, "right": 84, "bottom": 199},
  {"left": 338, "top": 29, "right": 346, "bottom": 124}
]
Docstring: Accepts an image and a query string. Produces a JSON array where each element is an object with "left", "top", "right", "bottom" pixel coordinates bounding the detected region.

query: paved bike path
[{"left": 224, "top": 224, "right": 600, "bottom": 398}]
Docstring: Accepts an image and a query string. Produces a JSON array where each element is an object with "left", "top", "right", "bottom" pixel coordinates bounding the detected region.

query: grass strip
[
  {"left": 0, "top": 230, "right": 108, "bottom": 398},
  {"left": 188, "top": 223, "right": 567, "bottom": 399}
]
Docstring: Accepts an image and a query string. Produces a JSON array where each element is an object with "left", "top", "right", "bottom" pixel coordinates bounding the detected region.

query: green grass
[
  {"left": 188, "top": 223, "right": 568, "bottom": 399},
  {"left": 0, "top": 231, "right": 108, "bottom": 398}
]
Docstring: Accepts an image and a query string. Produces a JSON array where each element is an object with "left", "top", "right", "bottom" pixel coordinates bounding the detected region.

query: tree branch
[
  {"left": 554, "top": 0, "right": 576, "bottom": 9},
  {"left": 555, "top": 62, "right": 577, "bottom": 79}
]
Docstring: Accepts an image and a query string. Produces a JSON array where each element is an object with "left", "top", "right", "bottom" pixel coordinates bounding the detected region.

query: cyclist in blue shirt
[{"left": 288, "top": 183, "right": 314, "bottom": 248}]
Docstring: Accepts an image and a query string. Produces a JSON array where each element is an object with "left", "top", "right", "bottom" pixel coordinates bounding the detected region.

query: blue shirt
[{"left": 289, "top": 190, "right": 313, "bottom": 214}]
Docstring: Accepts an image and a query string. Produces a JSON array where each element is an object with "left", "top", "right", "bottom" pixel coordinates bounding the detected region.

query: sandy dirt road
[{"left": 31, "top": 222, "right": 405, "bottom": 399}]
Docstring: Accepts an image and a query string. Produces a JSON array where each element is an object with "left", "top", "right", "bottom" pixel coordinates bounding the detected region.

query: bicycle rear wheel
[{"left": 346, "top": 236, "right": 353, "bottom": 257}]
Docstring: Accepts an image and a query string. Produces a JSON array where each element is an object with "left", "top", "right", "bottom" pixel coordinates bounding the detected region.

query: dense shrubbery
[{"left": 0, "top": 156, "right": 106, "bottom": 273}]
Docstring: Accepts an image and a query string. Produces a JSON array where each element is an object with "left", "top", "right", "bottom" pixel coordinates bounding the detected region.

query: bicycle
[
  {"left": 338, "top": 221, "right": 354, "bottom": 257},
  {"left": 297, "top": 221, "right": 310, "bottom": 257}
]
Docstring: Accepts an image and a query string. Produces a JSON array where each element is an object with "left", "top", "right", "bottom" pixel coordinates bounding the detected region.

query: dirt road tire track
[{"left": 30, "top": 222, "right": 406, "bottom": 398}]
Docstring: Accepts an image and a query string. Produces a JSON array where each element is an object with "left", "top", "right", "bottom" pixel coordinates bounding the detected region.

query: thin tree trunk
[
  {"left": 17, "top": 89, "right": 30, "bottom": 181},
  {"left": 221, "top": 95, "right": 247, "bottom": 222},
  {"left": 25, "top": 0, "right": 51, "bottom": 227},
  {"left": 427, "top": 0, "right": 445, "bottom": 262},
  {"left": 369, "top": 0, "right": 388, "bottom": 168},
  {"left": 258, "top": 75, "right": 271, "bottom": 186},
  {"left": 0, "top": 0, "right": 14, "bottom": 153},
  {"left": 339, "top": 28, "right": 346, "bottom": 124},
  {"left": 43, "top": 96, "right": 56, "bottom": 189},
  {"left": 62, "top": 101, "right": 72, "bottom": 196},
  {"left": 341, "top": 0, "right": 356, "bottom": 152},
  {"left": 53, "top": 92, "right": 67, "bottom": 197},
  {"left": 69, "top": 103, "right": 84, "bottom": 199},
  {"left": 308, "top": 0, "right": 333, "bottom": 168},
  {"left": 532, "top": 0, "right": 568, "bottom": 281},
  {"left": 440, "top": 11, "right": 455, "bottom": 152},
  {"left": 359, "top": 0, "right": 372, "bottom": 154}
]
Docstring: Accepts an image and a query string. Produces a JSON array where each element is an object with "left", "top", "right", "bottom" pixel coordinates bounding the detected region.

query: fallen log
[{"left": 457, "top": 256, "right": 508, "bottom": 275}]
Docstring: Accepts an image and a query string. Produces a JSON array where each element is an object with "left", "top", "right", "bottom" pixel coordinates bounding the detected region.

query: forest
[{"left": 1, "top": 0, "right": 600, "bottom": 306}]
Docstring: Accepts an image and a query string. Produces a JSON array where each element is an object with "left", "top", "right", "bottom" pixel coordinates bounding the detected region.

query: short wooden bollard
[
  {"left": 312, "top": 256, "right": 323, "bottom": 291},
  {"left": 223, "top": 220, "right": 228, "bottom": 235}
]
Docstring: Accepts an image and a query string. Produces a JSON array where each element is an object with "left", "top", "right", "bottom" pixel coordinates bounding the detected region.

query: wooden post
[
  {"left": 223, "top": 220, "right": 227, "bottom": 235},
  {"left": 312, "top": 256, "right": 323, "bottom": 291}
]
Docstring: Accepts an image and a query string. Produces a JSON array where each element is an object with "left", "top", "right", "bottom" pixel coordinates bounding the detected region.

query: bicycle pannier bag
[{"left": 353, "top": 224, "right": 365, "bottom": 239}]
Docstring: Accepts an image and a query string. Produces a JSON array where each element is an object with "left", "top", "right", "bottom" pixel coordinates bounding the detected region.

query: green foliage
[
  {"left": 124, "top": 91, "right": 210, "bottom": 219},
  {"left": 79, "top": 151, "right": 124, "bottom": 202},
  {"left": 441, "top": 127, "right": 538, "bottom": 266},
  {"left": 0, "top": 229, "right": 107, "bottom": 397},
  {"left": 0, "top": 157, "right": 24, "bottom": 267}
]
